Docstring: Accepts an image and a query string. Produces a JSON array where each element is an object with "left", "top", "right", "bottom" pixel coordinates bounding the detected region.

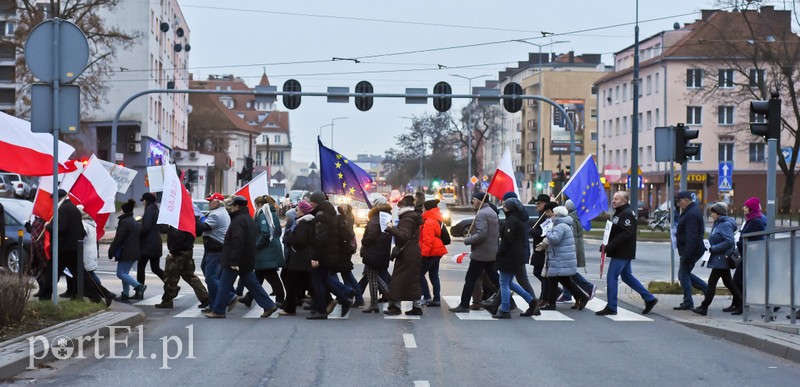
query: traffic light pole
[
  {"left": 680, "top": 162, "right": 688, "bottom": 192},
  {"left": 767, "top": 138, "right": 776, "bottom": 233}
]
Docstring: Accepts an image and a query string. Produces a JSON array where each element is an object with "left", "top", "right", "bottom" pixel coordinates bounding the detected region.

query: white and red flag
[
  {"left": 0, "top": 111, "right": 78, "bottom": 176},
  {"left": 234, "top": 171, "right": 269, "bottom": 216},
  {"left": 486, "top": 146, "right": 519, "bottom": 200},
  {"left": 157, "top": 164, "right": 196, "bottom": 237},
  {"left": 451, "top": 252, "right": 468, "bottom": 264},
  {"left": 63, "top": 155, "right": 117, "bottom": 239},
  {"left": 31, "top": 160, "right": 82, "bottom": 221}
]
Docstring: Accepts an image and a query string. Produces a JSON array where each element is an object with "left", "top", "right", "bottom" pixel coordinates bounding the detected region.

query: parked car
[
  {"left": 449, "top": 204, "right": 539, "bottom": 238},
  {"left": 193, "top": 199, "right": 210, "bottom": 217},
  {"left": 0, "top": 173, "right": 33, "bottom": 199},
  {"left": 288, "top": 190, "right": 310, "bottom": 207},
  {"left": 1, "top": 198, "right": 33, "bottom": 273},
  {"left": 0, "top": 175, "right": 13, "bottom": 198},
  {"left": 354, "top": 200, "right": 370, "bottom": 227}
]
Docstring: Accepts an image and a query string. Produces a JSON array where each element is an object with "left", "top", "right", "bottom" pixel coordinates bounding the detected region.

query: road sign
[
  {"left": 31, "top": 84, "right": 80, "bottom": 132},
  {"left": 24, "top": 19, "right": 89, "bottom": 83},
  {"left": 469, "top": 176, "right": 478, "bottom": 185},
  {"left": 718, "top": 162, "right": 732, "bottom": 192}
]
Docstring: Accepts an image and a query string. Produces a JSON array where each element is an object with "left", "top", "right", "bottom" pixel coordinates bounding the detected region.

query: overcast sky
[{"left": 177, "top": 0, "right": 737, "bottom": 163}]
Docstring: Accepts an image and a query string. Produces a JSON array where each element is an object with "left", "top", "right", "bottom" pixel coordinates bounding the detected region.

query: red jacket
[{"left": 419, "top": 207, "right": 448, "bottom": 257}]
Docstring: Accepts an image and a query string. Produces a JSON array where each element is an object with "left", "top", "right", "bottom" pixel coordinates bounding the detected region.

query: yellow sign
[
  {"left": 626, "top": 166, "right": 644, "bottom": 175},
  {"left": 673, "top": 174, "right": 706, "bottom": 182}
]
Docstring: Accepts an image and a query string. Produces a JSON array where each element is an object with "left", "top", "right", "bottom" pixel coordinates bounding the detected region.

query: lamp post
[
  {"left": 450, "top": 74, "right": 490, "bottom": 198},
  {"left": 514, "top": 39, "right": 569, "bottom": 195},
  {"left": 400, "top": 116, "right": 423, "bottom": 190},
  {"left": 319, "top": 116, "right": 349, "bottom": 147}
]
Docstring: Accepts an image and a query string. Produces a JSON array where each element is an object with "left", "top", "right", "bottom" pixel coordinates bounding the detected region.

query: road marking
[
  {"left": 532, "top": 310, "right": 574, "bottom": 321},
  {"left": 242, "top": 305, "right": 279, "bottom": 319},
  {"left": 382, "top": 301, "right": 421, "bottom": 320},
  {"left": 327, "top": 303, "right": 350, "bottom": 319},
  {"left": 403, "top": 333, "right": 417, "bottom": 348},
  {"left": 584, "top": 298, "right": 653, "bottom": 321},
  {"left": 174, "top": 306, "right": 205, "bottom": 318},
  {"left": 134, "top": 294, "right": 183, "bottom": 306},
  {"left": 414, "top": 381, "right": 430, "bottom": 387},
  {"left": 443, "top": 296, "right": 495, "bottom": 320}
]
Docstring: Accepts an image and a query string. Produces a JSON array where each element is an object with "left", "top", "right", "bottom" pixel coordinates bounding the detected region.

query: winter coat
[
  {"left": 604, "top": 203, "right": 637, "bottom": 259},
  {"left": 509, "top": 203, "right": 531, "bottom": 264},
  {"left": 463, "top": 203, "right": 499, "bottom": 262},
  {"left": 496, "top": 202, "right": 528, "bottom": 273},
  {"left": 737, "top": 215, "right": 767, "bottom": 254},
  {"left": 387, "top": 207, "right": 422, "bottom": 301},
  {"left": 544, "top": 214, "right": 577, "bottom": 277},
  {"left": 166, "top": 226, "right": 195, "bottom": 254},
  {"left": 332, "top": 213, "right": 356, "bottom": 273},
  {"left": 360, "top": 204, "right": 392, "bottom": 270},
  {"left": 139, "top": 202, "right": 163, "bottom": 258},
  {"left": 566, "top": 204, "right": 586, "bottom": 268},
  {"left": 255, "top": 205, "right": 285, "bottom": 270},
  {"left": 109, "top": 213, "right": 141, "bottom": 262},
  {"left": 529, "top": 211, "right": 550, "bottom": 267},
  {"left": 81, "top": 214, "right": 98, "bottom": 272},
  {"left": 284, "top": 214, "right": 314, "bottom": 271},
  {"left": 707, "top": 216, "right": 737, "bottom": 270},
  {"left": 48, "top": 199, "right": 86, "bottom": 257},
  {"left": 311, "top": 201, "right": 340, "bottom": 268},
  {"left": 677, "top": 202, "right": 706, "bottom": 263},
  {"left": 222, "top": 206, "right": 258, "bottom": 272},
  {"left": 419, "top": 207, "right": 447, "bottom": 258}
]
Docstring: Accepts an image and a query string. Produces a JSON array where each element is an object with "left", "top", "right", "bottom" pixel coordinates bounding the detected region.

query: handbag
[
  {"left": 439, "top": 222, "right": 451, "bottom": 246},
  {"left": 390, "top": 241, "right": 410, "bottom": 260},
  {"left": 726, "top": 249, "right": 742, "bottom": 269}
]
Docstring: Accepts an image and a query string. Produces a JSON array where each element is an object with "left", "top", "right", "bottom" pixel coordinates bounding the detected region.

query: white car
[{"left": 0, "top": 173, "right": 32, "bottom": 199}]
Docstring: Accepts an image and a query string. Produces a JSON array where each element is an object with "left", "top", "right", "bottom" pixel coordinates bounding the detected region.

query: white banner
[
  {"left": 146, "top": 165, "right": 166, "bottom": 193},
  {"left": 97, "top": 159, "right": 138, "bottom": 193}
]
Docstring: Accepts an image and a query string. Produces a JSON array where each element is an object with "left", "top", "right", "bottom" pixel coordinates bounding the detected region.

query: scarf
[
  {"left": 745, "top": 208, "right": 763, "bottom": 222},
  {"left": 257, "top": 204, "right": 276, "bottom": 241}
]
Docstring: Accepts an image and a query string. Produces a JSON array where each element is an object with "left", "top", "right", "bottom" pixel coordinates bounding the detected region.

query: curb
[{"left": 0, "top": 302, "right": 145, "bottom": 381}]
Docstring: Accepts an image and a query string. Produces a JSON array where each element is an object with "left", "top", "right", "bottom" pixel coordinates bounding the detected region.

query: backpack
[
  {"left": 338, "top": 215, "right": 357, "bottom": 256},
  {"left": 439, "top": 221, "right": 451, "bottom": 246}
]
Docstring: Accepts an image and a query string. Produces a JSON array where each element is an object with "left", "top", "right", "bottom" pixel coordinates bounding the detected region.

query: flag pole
[
  {"left": 528, "top": 155, "right": 595, "bottom": 231},
  {"left": 465, "top": 191, "right": 489, "bottom": 236}
]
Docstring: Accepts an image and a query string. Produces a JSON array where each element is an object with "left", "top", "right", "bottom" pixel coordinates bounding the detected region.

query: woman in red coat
[{"left": 419, "top": 199, "right": 448, "bottom": 307}]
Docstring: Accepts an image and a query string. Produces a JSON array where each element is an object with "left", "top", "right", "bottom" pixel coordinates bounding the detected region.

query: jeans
[
  {"left": 116, "top": 260, "right": 140, "bottom": 296},
  {"left": 607, "top": 258, "right": 655, "bottom": 311},
  {"left": 459, "top": 260, "right": 499, "bottom": 308},
  {"left": 340, "top": 271, "right": 363, "bottom": 303},
  {"left": 310, "top": 267, "right": 352, "bottom": 314},
  {"left": 201, "top": 252, "right": 222, "bottom": 304},
  {"left": 498, "top": 270, "right": 533, "bottom": 312},
  {"left": 678, "top": 258, "right": 708, "bottom": 306},
  {"left": 212, "top": 268, "right": 276, "bottom": 314},
  {"left": 562, "top": 272, "right": 593, "bottom": 300},
  {"left": 420, "top": 257, "right": 441, "bottom": 302}
]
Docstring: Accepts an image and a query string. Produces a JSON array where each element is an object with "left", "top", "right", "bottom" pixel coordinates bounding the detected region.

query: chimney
[{"left": 568, "top": 51, "right": 574, "bottom": 63}]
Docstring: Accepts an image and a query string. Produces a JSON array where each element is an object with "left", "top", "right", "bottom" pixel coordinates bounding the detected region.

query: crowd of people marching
[{"left": 22, "top": 185, "right": 772, "bottom": 320}]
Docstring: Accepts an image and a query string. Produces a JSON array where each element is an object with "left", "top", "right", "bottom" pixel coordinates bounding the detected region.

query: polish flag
[
  {"left": 157, "top": 164, "right": 196, "bottom": 237},
  {"left": 31, "top": 161, "right": 82, "bottom": 220},
  {"left": 0, "top": 111, "right": 78, "bottom": 175},
  {"left": 487, "top": 146, "right": 519, "bottom": 200},
  {"left": 62, "top": 155, "right": 117, "bottom": 239},
  {"left": 451, "top": 252, "right": 468, "bottom": 264},
  {"left": 234, "top": 171, "right": 269, "bottom": 216}
]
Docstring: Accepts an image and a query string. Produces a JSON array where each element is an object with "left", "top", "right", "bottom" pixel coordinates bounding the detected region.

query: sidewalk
[{"left": 619, "top": 288, "right": 800, "bottom": 363}]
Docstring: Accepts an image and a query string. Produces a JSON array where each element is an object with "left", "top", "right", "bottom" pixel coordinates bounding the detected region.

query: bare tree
[{"left": 448, "top": 103, "right": 503, "bottom": 180}]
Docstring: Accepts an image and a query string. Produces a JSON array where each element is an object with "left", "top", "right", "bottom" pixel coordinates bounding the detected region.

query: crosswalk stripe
[
  {"left": 174, "top": 306, "right": 205, "bottom": 318},
  {"left": 242, "top": 305, "right": 278, "bottom": 319},
  {"left": 533, "top": 310, "right": 574, "bottom": 321},
  {"left": 134, "top": 294, "right": 183, "bottom": 306},
  {"left": 382, "top": 301, "right": 421, "bottom": 320},
  {"left": 442, "top": 296, "right": 495, "bottom": 320},
  {"left": 584, "top": 298, "right": 653, "bottom": 322}
]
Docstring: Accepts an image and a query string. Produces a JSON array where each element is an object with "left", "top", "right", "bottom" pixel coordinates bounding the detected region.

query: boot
[
  {"left": 692, "top": 305, "right": 708, "bottom": 316},
  {"left": 362, "top": 303, "right": 381, "bottom": 313},
  {"left": 133, "top": 284, "right": 147, "bottom": 300},
  {"left": 521, "top": 298, "right": 542, "bottom": 317}
]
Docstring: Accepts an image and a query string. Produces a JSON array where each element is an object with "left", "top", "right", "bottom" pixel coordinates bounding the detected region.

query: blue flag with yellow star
[
  {"left": 562, "top": 155, "right": 608, "bottom": 231},
  {"left": 318, "top": 138, "right": 374, "bottom": 206}
]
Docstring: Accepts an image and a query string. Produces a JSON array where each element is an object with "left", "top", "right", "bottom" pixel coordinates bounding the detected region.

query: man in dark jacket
[
  {"left": 205, "top": 196, "right": 278, "bottom": 318},
  {"left": 529, "top": 194, "right": 553, "bottom": 304},
  {"left": 154, "top": 224, "right": 209, "bottom": 309},
  {"left": 674, "top": 191, "right": 708, "bottom": 310},
  {"left": 306, "top": 191, "right": 354, "bottom": 320},
  {"left": 41, "top": 189, "right": 86, "bottom": 300},
  {"left": 596, "top": 191, "right": 658, "bottom": 316},
  {"left": 138, "top": 192, "right": 165, "bottom": 287}
]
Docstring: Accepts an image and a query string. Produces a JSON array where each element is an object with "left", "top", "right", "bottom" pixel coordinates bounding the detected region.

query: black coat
[
  {"left": 604, "top": 203, "right": 637, "bottom": 260},
  {"left": 166, "top": 226, "right": 195, "bottom": 254},
  {"left": 496, "top": 208, "right": 528, "bottom": 272},
  {"left": 332, "top": 214, "right": 356, "bottom": 273},
  {"left": 109, "top": 213, "right": 141, "bottom": 262},
  {"left": 48, "top": 199, "right": 86, "bottom": 257},
  {"left": 139, "top": 202, "right": 163, "bottom": 258},
  {"left": 284, "top": 214, "right": 314, "bottom": 271},
  {"left": 222, "top": 206, "right": 258, "bottom": 272},
  {"left": 529, "top": 210, "right": 547, "bottom": 267},
  {"left": 676, "top": 202, "right": 706, "bottom": 262},
  {"left": 360, "top": 204, "right": 393, "bottom": 270},
  {"left": 387, "top": 208, "right": 422, "bottom": 301},
  {"left": 312, "top": 201, "right": 340, "bottom": 268}
]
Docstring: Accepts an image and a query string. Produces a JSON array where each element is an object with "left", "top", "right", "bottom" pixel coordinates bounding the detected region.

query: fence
[{"left": 743, "top": 226, "right": 800, "bottom": 323}]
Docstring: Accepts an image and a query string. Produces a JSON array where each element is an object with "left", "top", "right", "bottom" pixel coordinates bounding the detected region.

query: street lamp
[
  {"left": 318, "top": 116, "right": 348, "bottom": 147},
  {"left": 400, "top": 116, "right": 424, "bottom": 191},
  {"left": 514, "top": 39, "right": 569, "bottom": 195},
  {"left": 450, "top": 73, "right": 490, "bottom": 198}
]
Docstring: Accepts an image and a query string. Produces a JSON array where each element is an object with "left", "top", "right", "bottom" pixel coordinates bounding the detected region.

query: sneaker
[
  {"left": 642, "top": 298, "right": 658, "bottom": 315},
  {"left": 201, "top": 306, "right": 212, "bottom": 313},
  {"left": 448, "top": 305, "right": 470, "bottom": 313},
  {"left": 119, "top": 294, "right": 131, "bottom": 302},
  {"left": 227, "top": 295, "right": 238, "bottom": 312},
  {"left": 556, "top": 294, "right": 573, "bottom": 304},
  {"left": 405, "top": 307, "right": 423, "bottom": 316},
  {"left": 154, "top": 302, "right": 173, "bottom": 309},
  {"left": 204, "top": 311, "right": 225, "bottom": 319},
  {"left": 595, "top": 307, "right": 617, "bottom": 316},
  {"left": 492, "top": 310, "right": 511, "bottom": 319},
  {"left": 261, "top": 305, "right": 279, "bottom": 318}
]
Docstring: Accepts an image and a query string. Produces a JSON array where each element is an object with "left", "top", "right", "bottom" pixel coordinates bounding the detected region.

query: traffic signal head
[
  {"left": 433, "top": 81, "right": 452, "bottom": 112},
  {"left": 503, "top": 82, "right": 523, "bottom": 113},
  {"left": 674, "top": 124, "right": 700, "bottom": 164},
  {"left": 282, "top": 79, "right": 301, "bottom": 110},
  {"left": 535, "top": 181, "right": 543, "bottom": 190},
  {"left": 355, "top": 81, "right": 374, "bottom": 111},
  {"left": 750, "top": 92, "right": 781, "bottom": 142}
]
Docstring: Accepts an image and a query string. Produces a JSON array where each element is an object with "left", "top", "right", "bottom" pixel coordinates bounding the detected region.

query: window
[
  {"left": 256, "top": 152, "right": 262, "bottom": 166},
  {"left": 718, "top": 106, "right": 734, "bottom": 125},
  {"left": 655, "top": 73, "right": 660, "bottom": 93},
  {"left": 687, "top": 145, "right": 702, "bottom": 162},
  {"left": 749, "top": 143, "right": 766, "bottom": 162},
  {"left": 591, "top": 86, "right": 597, "bottom": 95},
  {"left": 615, "top": 118, "right": 620, "bottom": 135},
  {"left": 718, "top": 143, "right": 734, "bottom": 162},
  {"left": 622, "top": 84, "right": 628, "bottom": 101},
  {"left": 749, "top": 69, "right": 765, "bottom": 88},
  {"left": 623, "top": 116, "right": 628, "bottom": 135},
  {"left": 686, "top": 69, "right": 703, "bottom": 88},
  {"left": 602, "top": 90, "right": 606, "bottom": 107},
  {"left": 602, "top": 121, "right": 606, "bottom": 138},
  {"left": 615, "top": 86, "right": 620, "bottom": 102},
  {"left": 655, "top": 108, "right": 660, "bottom": 126},
  {"left": 646, "top": 75, "right": 652, "bottom": 95},
  {"left": 615, "top": 149, "right": 620, "bottom": 165},
  {"left": 261, "top": 134, "right": 268, "bottom": 143},
  {"left": 638, "top": 113, "right": 643, "bottom": 132},
  {"left": 719, "top": 69, "right": 734, "bottom": 88},
  {"left": 646, "top": 111, "right": 652, "bottom": 131},
  {"left": 590, "top": 108, "right": 597, "bottom": 119},
  {"left": 623, "top": 149, "right": 628, "bottom": 167},
  {"left": 274, "top": 135, "right": 281, "bottom": 144},
  {"left": 591, "top": 132, "right": 597, "bottom": 141},
  {"left": 270, "top": 151, "right": 284, "bottom": 166},
  {"left": 686, "top": 106, "right": 702, "bottom": 125},
  {"left": 647, "top": 146, "right": 653, "bottom": 165}
]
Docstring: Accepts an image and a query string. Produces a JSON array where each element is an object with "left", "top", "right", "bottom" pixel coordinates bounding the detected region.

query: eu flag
[
  {"left": 562, "top": 155, "right": 608, "bottom": 231},
  {"left": 318, "top": 138, "right": 374, "bottom": 205}
]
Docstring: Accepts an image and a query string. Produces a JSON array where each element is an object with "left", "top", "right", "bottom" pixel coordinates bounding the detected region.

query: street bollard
[
  {"left": 76, "top": 239, "right": 84, "bottom": 300},
  {"left": 17, "top": 229, "right": 23, "bottom": 278}
]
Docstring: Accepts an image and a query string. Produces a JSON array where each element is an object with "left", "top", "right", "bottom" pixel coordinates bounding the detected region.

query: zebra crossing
[{"left": 134, "top": 291, "right": 653, "bottom": 322}]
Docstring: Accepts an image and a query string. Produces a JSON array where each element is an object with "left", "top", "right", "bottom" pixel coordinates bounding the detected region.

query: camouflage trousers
[{"left": 161, "top": 250, "right": 209, "bottom": 305}]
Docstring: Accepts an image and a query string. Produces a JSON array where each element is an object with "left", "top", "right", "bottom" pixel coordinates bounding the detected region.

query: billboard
[{"left": 551, "top": 98, "right": 585, "bottom": 154}]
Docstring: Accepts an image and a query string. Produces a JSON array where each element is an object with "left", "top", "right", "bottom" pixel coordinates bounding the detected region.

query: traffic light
[
  {"left": 674, "top": 123, "right": 700, "bottom": 164},
  {"left": 750, "top": 91, "right": 781, "bottom": 142},
  {"left": 433, "top": 81, "right": 452, "bottom": 112},
  {"left": 535, "top": 181, "right": 543, "bottom": 190},
  {"left": 503, "top": 82, "right": 523, "bottom": 113},
  {"left": 282, "top": 79, "right": 301, "bottom": 110},
  {"left": 355, "top": 80, "right": 374, "bottom": 111}
]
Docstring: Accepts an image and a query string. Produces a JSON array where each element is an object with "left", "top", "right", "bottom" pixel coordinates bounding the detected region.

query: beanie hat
[
  {"left": 424, "top": 199, "right": 440, "bottom": 211},
  {"left": 744, "top": 197, "right": 761, "bottom": 213},
  {"left": 398, "top": 195, "right": 415, "bottom": 208},
  {"left": 472, "top": 191, "right": 487, "bottom": 203},
  {"left": 296, "top": 200, "right": 313, "bottom": 214},
  {"left": 231, "top": 195, "right": 248, "bottom": 206},
  {"left": 503, "top": 197, "right": 523, "bottom": 213},
  {"left": 140, "top": 192, "right": 157, "bottom": 203},
  {"left": 676, "top": 191, "right": 693, "bottom": 201},
  {"left": 369, "top": 193, "right": 387, "bottom": 207},
  {"left": 710, "top": 202, "right": 728, "bottom": 216},
  {"left": 121, "top": 199, "right": 135, "bottom": 214},
  {"left": 309, "top": 191, "right": 327, "bottom": 204},
  {"left": 502, "top": 191, "right": 518, "bottom": 201},
  {"left": 564, "top": 199, "right": 576, "bottom": 212},
  {"left": 553, "top": 206, "right": 569, "bottom": 217}
]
